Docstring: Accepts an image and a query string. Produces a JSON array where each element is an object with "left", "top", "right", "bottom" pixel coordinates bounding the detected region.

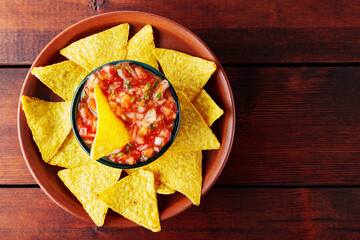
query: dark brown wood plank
[
  {"left": 1, "top": 188, "right": 360, "bottom": 239},
  {"left": 217, "top": 66, "right": 360, "bottom": 185},
  {"left": 4, "top": 1, "right": 360, "bottom": 64},
  {"left": 0, "top": 0, "right": 95, "bottom": 65},
  {"left": 217, "top": 67, "right": 360, "bottom": 185},
  {"left": 0, "top": 68, "right": 35, "bottom": 184},
  {"left": 5, "top": 66, "right": 360, "bottom": 185}
]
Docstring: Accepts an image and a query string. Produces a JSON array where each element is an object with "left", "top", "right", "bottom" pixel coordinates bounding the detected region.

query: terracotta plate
[{"left": 17, "top": 11, "right": 235, "bottom": 227}]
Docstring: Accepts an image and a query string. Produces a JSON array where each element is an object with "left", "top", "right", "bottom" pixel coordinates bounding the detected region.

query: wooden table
[{"left": 3, "top": 1, "right": 360, "bottom": 239}]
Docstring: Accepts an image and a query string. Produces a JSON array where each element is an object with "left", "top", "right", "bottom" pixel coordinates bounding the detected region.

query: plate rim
[{"left": 17, "top": 10, "right": 236, "bottom": 227}]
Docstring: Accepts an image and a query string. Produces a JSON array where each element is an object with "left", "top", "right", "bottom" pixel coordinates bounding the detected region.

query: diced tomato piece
[
  {"left": 98, "top": 70, "right": 109, "bottom": 80},
  {"left": 109, "top": 101, "right": 117, "bottom": 110},
  {"left": 142, "top": 148, "right": 154, "bottom": 158}
]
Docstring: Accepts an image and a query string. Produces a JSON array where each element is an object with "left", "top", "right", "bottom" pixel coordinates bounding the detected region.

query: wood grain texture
[
  {"left": 5, "top": 66, "right": 360, "bottom": 185},
  {"left": 4, "top": 1, "right": 360, "bottom": 64},
  {"left": 1, "top": 188, "right": 360, "bottom": 239},
  {"left": 215, "top": 67, "right": 360, "bottom": 185},
  {"left": 0, "top": 0, "right": 94, "bottom": 65},
  {"left": 4, "top": 1, "right": 360, "bottom": 239},
  {"left": 0, "top": 69, "right": 35, "bottom": 184}
]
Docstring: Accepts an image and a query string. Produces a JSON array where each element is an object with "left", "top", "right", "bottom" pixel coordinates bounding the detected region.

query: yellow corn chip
[
  {"left": 48, "top": 131, "right": 92, "bottom": 168},
  {"left": 125, "top": 151, "right": 202, "bottom": 205},
  {"left": 58, "top": 163, "right": 121, "bottom": 227},
  {"left": 153, "top": 48, "right": 216, "bottom": 100},
  {"left": 21, "top": 96, "right": 71, "bottom": 162},
  {"left": 98, "top": 170, "right": 161, "bottom": 232},
  {"left": 91, "top": 86, "right": 130, "bottom": 160},
  {"left": 124, "top": 170, "right": 175, "bottom": 195},
  {"left": 126, "top": 25, "right": 158, "bottom": 69},
  {"left": 170, "top": 92, "right": 220, "bottom": 151},
  {"left": 60, "top": 23, "right": 130, "bottom": 71},
  {"left": 31, "top": 60, "right": 89, "bottom": 101},
  {"left": 192, "top": 89, "right": 224, "bottom": 126},
  {"left": 155, "top": 181, "right": 175, "bottom": 195}
]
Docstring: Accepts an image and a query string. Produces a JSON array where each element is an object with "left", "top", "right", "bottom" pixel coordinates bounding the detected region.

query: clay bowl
[{"left": 18, "top": 11, "right": 235, "bottom": 227}]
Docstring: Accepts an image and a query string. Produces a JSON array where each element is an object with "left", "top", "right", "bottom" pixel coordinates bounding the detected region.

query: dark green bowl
[{"left": 71, "top": 60, "right": 181, "bottom": 169}]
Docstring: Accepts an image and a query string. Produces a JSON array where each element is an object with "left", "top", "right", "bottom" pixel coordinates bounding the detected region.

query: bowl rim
[
  {"left": 17, "top": 10, "right": 236, "bottom": 226},
  {"left": 71, "top": 60, "right": 181, "bottom": 169}
]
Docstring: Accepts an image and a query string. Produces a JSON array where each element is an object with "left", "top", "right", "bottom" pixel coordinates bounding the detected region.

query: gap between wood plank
[
  {"left": 5, "top": 63, "right": 360, "bottom": 69},
  {"left": 88, "top": 0, "right": 105, "bottom": 12}
]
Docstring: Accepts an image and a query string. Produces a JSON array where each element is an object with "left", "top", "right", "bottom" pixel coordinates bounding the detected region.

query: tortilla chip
[
  {"left": 123, "top": 170, "right": 174, "bottom": 194},
  {"left": 170, "top": 92, "right": 220, "bottom": 151},
  {"left": 192, "top": 89, "right": 224, "bottom": 126},
  {"left": 58, "top": 163, "right": 121, "bottom": 227},
  {"left": 91, "top": 86, "right": 130, "bottom": 160},
  {"left": 125, "top": 151, "right": 202, "bottom": 205},
  {"left": 48, "top": 131, "right": 92, "bottom": 168},
  {"left": 126, "top": 25, "right": 158, "bottom": 69},
  {"left": 155, "top": 181, "right": 175, "bottom": 195},
  {"left": 98, "top": 170, "right": 161, "bottom": 232},
  {"left": 153, "top": 48, "right": 216, "bottom": 100},
  {"left": 21, "top": 96, "right": 71, "bottom": 162},
  {"left": 60, "top": 23, "right": 130, "bottom": 71},
  {"left": 31, "top": 60, "right": 89, "bottom": 101}
]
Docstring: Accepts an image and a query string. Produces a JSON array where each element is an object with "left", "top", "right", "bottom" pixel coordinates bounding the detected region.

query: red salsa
[{"left": 76, "top": 62, "right": 178, "bottom": 165}]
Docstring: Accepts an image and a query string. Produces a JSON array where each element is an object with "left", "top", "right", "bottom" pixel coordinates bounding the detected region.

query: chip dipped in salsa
[{"left": 76, "top": 61, "right": 178, "bottom": 165}]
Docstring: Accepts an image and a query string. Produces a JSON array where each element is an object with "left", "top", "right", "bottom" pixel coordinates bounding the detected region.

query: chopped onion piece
[
  {"left": 135, "top": 137, "right": 145, "bottom": 145},
  {"left": 126, "top": 112, "right": 135, "bottom": 119},
  {"left": 138, "top": 106, "right": 146, "bottom": 113},
  {"left": 103, "top": 65, "right": 111, "bottom": 76},
  {"left": 154, "top": 137, "right": 164, "bottom": 146},
  {"left": 117, "top": 69, "right": 128, "bottom": 81},
  {"left": 140, "top": 109, "right": 157, "bottom": 127},
  {"left": 154, "top": 147, "right": 160, "bottom": 152},
  {"left": 157, "top": 98, "right": 166, "bottom": 105},
  {"left": 138, "top": 144, "right": 149, "bottom": 151},
  {"left": 136, "top": 113, "right": 144, "bottom": 119},
  {"left": 84, "top": 139, "right": 93, "bottom": 145},
  {"left": 109, "top": 148, "right": 121, "bottom": 155},
  {"left": 126, "top": 157, "right": 135, "bottom": 165},
  {"left": 159, "top": 80, "right": 169, "bottom": 91}
]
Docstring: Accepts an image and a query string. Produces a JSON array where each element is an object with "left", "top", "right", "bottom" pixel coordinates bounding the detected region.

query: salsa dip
[{"left": 75, "top": 61, "right": 179, "bottom": 165}]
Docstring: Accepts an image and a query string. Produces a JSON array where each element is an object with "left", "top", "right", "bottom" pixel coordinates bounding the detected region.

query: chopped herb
[
  {"left": 156, "top": 92, "right": 162, "bottom": 99},
  {"left": 89, "top": 107, "right": 97, "bottom": 116},
  {"left": 144, "top": 91, "right": 150, "bottom": 100},
  {"left": 80, "top": 90, "right": 88, "bottom": 99},
  {"left": 151, "top": 80, "right": 159, "bottom": 90},
  {"left": 118, "top": 152, "right": 125, "bottom": 156},
  {"left": 137, "top": 98, "right": 142, "bottom": 102},
  {"left": 125, "top": 80, "right": 132, "bottom": 88},
  {"left": 144, "top": 83, "right": 151, "bottom": 90},
  {"left": 109, "top": 87, "right": 115, "bottom": 94},
  {"left": 149, "top": 123, "right": 155, "bottom": 130},
  {"left": 115, "top": 65, "right": 125, "bottom": 70},
  {"left": 130, "top": 97, "right": 135, "bottom": 102}
]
